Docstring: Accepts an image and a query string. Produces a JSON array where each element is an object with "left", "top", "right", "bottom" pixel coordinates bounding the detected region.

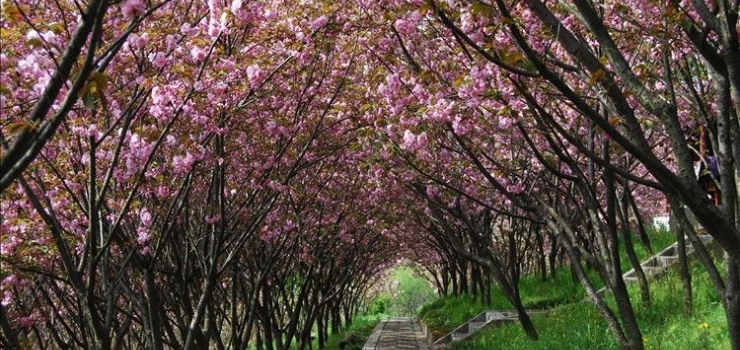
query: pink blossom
[
  {"left": 452, "top": 115, "right": 471, "bottom": 136},
  {"left": 191, "top": 46, "right": 207, "bottom": 62},
  {"left": 139, "top": 207, "right": 152, "bottom": 226},
  {"left": 126, "top": 33, "right": 148, "bottom": 50},
  {"left": 121, "top": 0, "right": 147, "bottom": 18},
  {"left": 87, "top": 124, "right": 101, "bottom": 140},
  {"left": 157, "top": 186, "right": 171, "bottom": 198},
  {"left": 246, "top": 64, "right": 264, "bottom": 85},
  {"left": 416, "top": 131, "right": 428, "bottom": 149},
  {"left": 18, "top": 316, "right": 37, "bottom": 330},
  {"left": 148, "top": 52, "right": 168, "bottom": 68},
  {"left": 265, "top": 120, "right": 279, "bottom": 135},
  {"left": 181, "top": 23, "right": 197, "bottom": 36},
  {"left": 139, "top": 246, "right": 152, "bottom": 256},
  {"left": 402, "top": 129, "right": 416, "bottom": 150},
  {"left": 172, "top": 152, "right": 196, "bottom": 174},
  {"left": 2, "top": 290, "right": 12, "bottom": 306},
  {"left": 1, "top": 274, "right": 18, "bottom": 288},
  {"left": 230, "top": 0, "right": 243, "bottom": 12},
  {"left": 136, "top": 228, "right": 150, "bottom": 245},
  {"left": 426, "top": 186, "right": 439, "bottom": 198},
  {"left": 506, "top": 183, "right": 524, "bottom": 194},
  {"left": 205, "top": 215, "right": 221, "bottom": 224},
  {"left": 401, "top": 130, "right": 428, "bottom": 152},
  {"left": 312, "top": 15, "right": 329, "bottom": 30}
]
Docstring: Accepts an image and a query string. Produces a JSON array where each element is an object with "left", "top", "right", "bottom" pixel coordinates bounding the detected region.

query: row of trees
[
  {"left": 356, "top": 1, "right": 739, "bottom": 349},
  {"left": 1, "top": 1, "right": 400, "bottom": 349}
]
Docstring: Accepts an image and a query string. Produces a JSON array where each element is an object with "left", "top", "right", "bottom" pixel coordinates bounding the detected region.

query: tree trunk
[
  {"left": 627, "top": 189, "right": 652, "bottom": 253},
  {"left": 604, "top": 142, "right": 644, "bottom": 350},
  {"left": 725, "top": 258, "right": 740, "bottom": 350},
  {"left": 674, "top": 209, "right": 694, "bottom": 316}
]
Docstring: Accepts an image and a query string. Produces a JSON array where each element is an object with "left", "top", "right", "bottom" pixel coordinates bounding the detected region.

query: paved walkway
[{"left": 363, "top": 317, "right": 429, "bottom": 350}]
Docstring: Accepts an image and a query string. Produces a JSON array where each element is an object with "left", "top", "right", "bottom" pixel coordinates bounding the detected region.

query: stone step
[
  {"left": 656, "top": 255, "right": 678, "bottom": 265},
  {"left": 641, "top": 266, "right": 661, "bottom": 276},
  {"left": 451, "top": 331, "right": 468, "bottom": 342},
  {"left": 467, "top": 321, "right": 486, "bottom": 332},
  {"left": 363, "top": 318, "right": 430, "bottom": 350},
  {"left": 433, "top": 310, "right": 526, "bottom": 348},
  {"left": 434, "top": 336, "right": 451, "bottom": 345},
  {"left": 486, "top": 310, "right": 517, "bottom": 322}
]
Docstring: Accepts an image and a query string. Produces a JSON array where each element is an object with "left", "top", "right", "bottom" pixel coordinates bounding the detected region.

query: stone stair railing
[
  {"left": 430, "top": 310, "right": 519, "bottom": 349},
  {"left": 597, "top": 234, "right": 716, "bottom": 295}
]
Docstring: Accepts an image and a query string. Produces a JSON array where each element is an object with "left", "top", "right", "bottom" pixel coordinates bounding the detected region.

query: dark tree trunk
[
  {"left": 548, "top": 233, "right": 558, "bottom": 280},
  {"left": 603, "top": 141, "right": 644, "bottom": 350},
  {"left": 725, "top": 259, "right": 740, "bottom": 350},
  {"left": 676, "top": 211, "right": 693, "bottom": 316},
  {"left": 626, "top": 189, "right": 652, "bottom": 253},
  {"left": 617, "top": 187, "right": 651, "bottom": 308}
]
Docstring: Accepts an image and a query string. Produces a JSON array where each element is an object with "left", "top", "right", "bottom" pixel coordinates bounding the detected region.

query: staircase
[
  {"left": 429, "top": 310, "right": 519, "bottom": 349},
  {"left": 596, "top": 234, "right": 716, "bottom": 295}
]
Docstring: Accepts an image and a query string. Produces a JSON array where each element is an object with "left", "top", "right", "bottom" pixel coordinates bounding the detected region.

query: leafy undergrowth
[
  {"left": 321, "top": 314, "right": 384, "bottom": 350},
  {"left": 447, "top": 262, "right": 729, "bottom": 349}
]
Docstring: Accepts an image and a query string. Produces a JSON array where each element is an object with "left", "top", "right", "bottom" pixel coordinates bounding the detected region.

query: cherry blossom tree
[{"left": 361, "top": 0, "right": 739, "bottom": 349}]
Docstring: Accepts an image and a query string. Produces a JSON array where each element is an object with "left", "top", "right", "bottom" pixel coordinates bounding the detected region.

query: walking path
[{"left": 363, "top": 317, "right": 429, "bottom": 350}]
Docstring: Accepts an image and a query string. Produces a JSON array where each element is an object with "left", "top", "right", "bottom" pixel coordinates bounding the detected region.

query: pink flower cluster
[
  {"left": 136, "top": 207, "right": 153, "bottom": 255},
  {"left": 401, "top": 130, "right": 428, "bottom": 152},
  {"left": 121, "top": 0, "right": 147, "bottom": 18}
]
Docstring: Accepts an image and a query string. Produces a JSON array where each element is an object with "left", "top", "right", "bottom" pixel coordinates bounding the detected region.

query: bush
[{"left": 367, "top": 294, "right": 391, "bottom": 315}]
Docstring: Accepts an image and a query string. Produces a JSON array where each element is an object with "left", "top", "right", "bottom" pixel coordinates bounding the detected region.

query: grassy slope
[
  {"left": 429, "top": 228, "right": 729, "bottom": 349},
  {"left": 451, "top": 261, "right": 728, "bottom": 349},
  {"left": 418, "top": 268, "right": 594, "bottom": 338}
]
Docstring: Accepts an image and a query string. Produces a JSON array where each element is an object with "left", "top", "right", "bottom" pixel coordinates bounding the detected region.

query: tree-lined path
[{"left": 363, "top": 318, "right": 429, "bottom": 350}]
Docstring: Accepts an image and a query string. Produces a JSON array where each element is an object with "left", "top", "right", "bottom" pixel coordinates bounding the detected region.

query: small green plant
[{"left": 367, "top": 294, "right": 391, "bottom": 315}]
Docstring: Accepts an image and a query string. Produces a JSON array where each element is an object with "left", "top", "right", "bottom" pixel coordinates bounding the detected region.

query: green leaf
[
  {"left": 27, "top": 37, "right": 43, "bottom": 48},
  {"left": 83, "top": 93, "right": 97, "bottom": 111},
  {"left": 503, "top": 51, "right": 524, "bottom": 66},
  {"left": 470, "top": 2, "right": 493, "bottom": 17},
  {"left": 6, "top": 120, "right": 35, "bottom": 136}
]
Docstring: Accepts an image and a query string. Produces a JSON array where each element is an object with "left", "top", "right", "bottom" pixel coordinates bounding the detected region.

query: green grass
[
  {"left": 445, "top": 261, "right": 729, "bottom": 349},
  {"left": 419, "top": 268, "right": 592, "bottom": 338},
  {"left": 322, "top": 314, "right": 384, "bottom": 350},
  {"left": 418, "top": 295, "right": 490, "bottom": 336},
  {"left": 433, "top": 229, "right": 729, "bottom": 349},
  {"left": 450, "top": 300, "right": 614, "bottom": 349},
  {"left": 502, "top": 268, "right": 596, "bottom": 309}
]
